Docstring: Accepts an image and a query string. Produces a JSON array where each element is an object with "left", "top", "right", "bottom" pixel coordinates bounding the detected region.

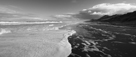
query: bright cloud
[
  {"left": 0, "top": 6, "right": 47, "bottom": 21},
  {"left": 84, "top": 3, "right": 136, "bottom": 16},
  {"left": 55, "top": 15, "right": 71, "bottom": 17}
]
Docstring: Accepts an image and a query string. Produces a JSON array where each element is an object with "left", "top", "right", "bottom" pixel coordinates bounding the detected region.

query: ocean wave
[
  {"left": 0, "top": 21, "right": 63, "bottom": 25},
  {"left": 0, "top": 29, "right": 11, "bottom": 35}
]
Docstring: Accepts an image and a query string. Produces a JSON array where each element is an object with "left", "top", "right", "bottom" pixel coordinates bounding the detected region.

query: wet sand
[{"left": 68, "top": 22, "right": 136, "bottom": 57}]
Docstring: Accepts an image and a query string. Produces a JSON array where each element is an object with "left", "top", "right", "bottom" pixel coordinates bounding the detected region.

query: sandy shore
[{"left": 0, "top": 27, "right": 76, "bottom": 57}]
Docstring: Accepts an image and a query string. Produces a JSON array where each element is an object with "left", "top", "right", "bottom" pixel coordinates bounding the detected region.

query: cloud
[
  {"left": 0, "top": 5, "right": 25, "bottom": 14},
  {"left": 0, "top": 5, "right": 47, "bottom": 21},
  {"left": 54, "top": 13, "right": 76, "bottom": 18},
  {"left": 0, "top": 6, "right": 18, "bottom": 14},
  {"left": 84, "top": 3, "right": 136, "bottom": 16},
  {"left": 55, "top": 15, "right": 71, "bottom": 18}
]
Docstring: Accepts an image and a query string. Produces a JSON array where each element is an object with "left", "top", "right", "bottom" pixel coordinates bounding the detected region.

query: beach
[{"left": 0, "top": 22, "right": 76, "bottom": 57}]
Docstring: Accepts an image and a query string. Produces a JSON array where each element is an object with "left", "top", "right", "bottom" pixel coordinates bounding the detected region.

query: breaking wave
[
  {"left": 0, "top": 21, "right": 63, "bottom": 25},
  {"left": 0, "top": 29, "right": 11, "bottom": 35}
]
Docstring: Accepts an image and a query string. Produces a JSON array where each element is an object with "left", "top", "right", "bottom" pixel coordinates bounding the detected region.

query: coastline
[{"left": 0, "top": 24, "right": 76, "bottom": 57}]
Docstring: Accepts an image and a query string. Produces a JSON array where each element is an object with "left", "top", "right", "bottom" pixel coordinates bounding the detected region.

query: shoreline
[{"left": 0, "top": 24, "right": 76, "bottom": 57}]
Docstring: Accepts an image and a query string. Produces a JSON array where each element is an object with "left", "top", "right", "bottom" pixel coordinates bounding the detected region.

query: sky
[{"left": 0, "top": 0, "right": 136, "bottom": 18}]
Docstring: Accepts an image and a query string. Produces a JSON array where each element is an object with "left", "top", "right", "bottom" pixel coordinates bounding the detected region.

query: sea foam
[
  {"left": 0, "top": 21, "right": 62, "bottom": 25},
  {"left": 0, "top": 29, "right": 11, "bottom": 35}
]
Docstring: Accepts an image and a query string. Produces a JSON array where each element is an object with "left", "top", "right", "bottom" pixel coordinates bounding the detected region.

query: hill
[
  {"left": 94, "top": 11, "right": 136, "bottom": 27},
  {"left": 72, "top": 10, "right": 101, "bottom": 20}
]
